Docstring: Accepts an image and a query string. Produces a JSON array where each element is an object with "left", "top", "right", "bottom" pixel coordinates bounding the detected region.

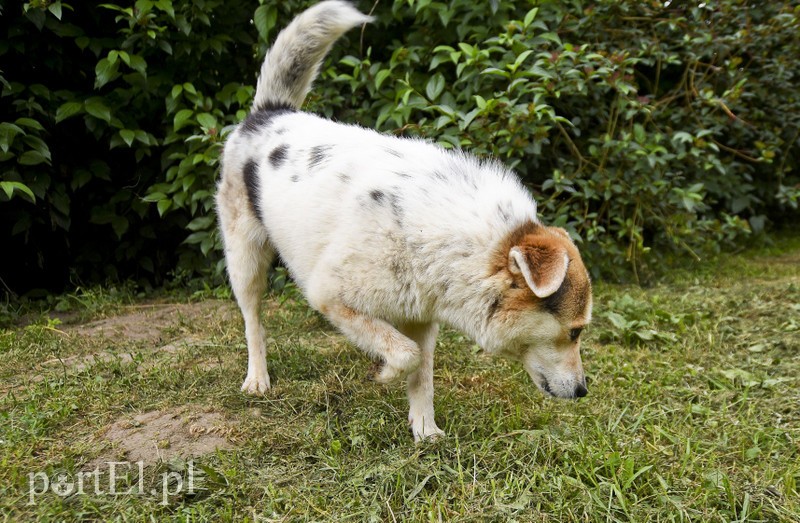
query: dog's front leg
[
  {"left": 400, "top": 322, "right": 444, "bottom": 442},
  {"left": 320, "top": 302, "right": 421, "bottom": 383}
]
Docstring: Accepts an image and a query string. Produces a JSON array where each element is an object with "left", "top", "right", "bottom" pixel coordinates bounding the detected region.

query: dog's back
[{"left": 220, "top": 1, "right": 537, "bottom": 314}]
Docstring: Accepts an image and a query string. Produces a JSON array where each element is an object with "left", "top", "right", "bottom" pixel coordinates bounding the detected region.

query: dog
[{"left": 216, "top": 0, "right": 592, "bottom": 441}]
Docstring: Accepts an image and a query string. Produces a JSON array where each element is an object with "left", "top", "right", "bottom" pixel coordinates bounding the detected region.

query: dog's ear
[{"left": 508, "top": 238, "right": 569, "bottom": 298}]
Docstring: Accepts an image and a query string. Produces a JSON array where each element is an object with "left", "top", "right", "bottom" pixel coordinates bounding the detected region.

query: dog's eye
[{"left": 569, "top": 328, "right": 583, "bottom": 342}]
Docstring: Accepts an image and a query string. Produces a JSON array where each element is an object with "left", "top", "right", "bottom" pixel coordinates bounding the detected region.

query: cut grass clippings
[{"left": 1, "top": 239, "right": 798, "bottom": 521}]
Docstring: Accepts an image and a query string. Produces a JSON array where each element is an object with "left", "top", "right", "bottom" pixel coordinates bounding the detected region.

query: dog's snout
[{"left": 574, "top": 382, "right": 588, "bottom": 398}]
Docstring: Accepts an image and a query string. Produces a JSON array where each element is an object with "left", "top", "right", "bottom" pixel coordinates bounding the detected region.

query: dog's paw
[
  {"left": 372, "top": 350, "right": 421, "bottom": 384},
  {"left": 409, "top": 418, "right": 445, "bottom": 443},
  {"left": 241, "top": 373, "right": 271, "bottom": 395},
  {"left": 373, "top": 363, "right": 407, "bottom": 384},
  {"left": 374, "top": 361, "right": 420, "bottom": 383}
]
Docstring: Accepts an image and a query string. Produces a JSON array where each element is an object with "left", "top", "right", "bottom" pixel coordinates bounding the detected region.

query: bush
[{"left": 1, "top": 0, "right": 798, "bottom": 295}]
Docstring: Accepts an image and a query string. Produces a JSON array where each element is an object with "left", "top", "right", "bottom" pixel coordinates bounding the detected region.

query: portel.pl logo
[{"left": 28, "top": 461, "right": 198, "bottom": 506}]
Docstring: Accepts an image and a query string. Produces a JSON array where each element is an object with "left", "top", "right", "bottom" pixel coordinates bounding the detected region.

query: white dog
[{"left": 216, "top": 1, "right": 592, "bottom": 441}]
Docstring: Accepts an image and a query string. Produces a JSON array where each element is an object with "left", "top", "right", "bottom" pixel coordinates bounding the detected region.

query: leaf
[
  {"left": 253, "top": 4, "right": 277, "bottom": 41},
  {"left": 0, "top": 122, "right": 24, "bottom": 152},
  {"left": 48, "top": 1, "right": 63, "bottom": 19},
  {"left": 18, "top": 150, "right": 49, "bottom": 166},
  {"left": 633, "top": 123, "right": 646, "bottom": 144},
  {"left": 173, "top": 109, "right": 194, "bottom": 131},
  {"left": 720, "top": 368, "right": 759, "bottom": 387},
  {"left": 511, "top": 50, "right": 534, "bottom": 71},
  {"left": 672, "top": 131, "right": 694, "bottom": 144},
  {"left": 157, "top": 199, "right": 172, "bottom": 216},
  {"left": 425, "top": 73, "right": 445, "bottom": 101},
  {"left": 120, "top": 129, "right": 136, "bottom": 147},
  {"left": 154, "top": 0, "right": 175, "bottom": 18},
  {"left": 604, "top": 311, "right": 630, "bottom": 330},
  {"left": 0, "top": 181, "right": 36, "bottom": 202},
  {"left": 460, "top": 108, "right": 481, "bottom": 130},
  {"left": 187, "top": 215, "right": 214, "bottom": 231},
  {"left": 537, "top": 32, "right": 562, "bottom": 46},
  {"left": 56, "top": 101, "right": 84, "bottom": 123},
  {"left": 15, "top": 118, "right": 45, "bottom": 131},
  {"left": 406, "top": 474, "right": 434, "bottom": 502},
  {"left": 127, "top": 54, "right": 147, "bottom": 75},
  {"left": 95, "top": 58, "right": 119, "bottom": 88},
  {"left": 375, "top": 69, "right": 391, "bottom": 90},
  {"left": 523, "top": 7, "right": 539, "bottom": 28},
  {"left": 196, "top": 112, "right": 217, "bottom": 130},
  {"left": 23, "top": 135, "right": 51, "bottom": 158},
  {"left": 142, "top": 191, "right": 167, "bottom": 202},
  {"left": 111, "top": 216, "right": 129, "bottom": 238},
  {"left": 84, "top": 98, "right": 112, "bottom": 122}
]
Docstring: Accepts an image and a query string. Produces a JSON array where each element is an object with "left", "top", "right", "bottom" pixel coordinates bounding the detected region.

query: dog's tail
[{"left": 253, "top": 1, "right": 372, "bottom": 111}]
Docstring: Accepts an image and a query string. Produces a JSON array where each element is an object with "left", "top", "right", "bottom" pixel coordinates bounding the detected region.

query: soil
[
  {"left": 64, "top": 300, "right": 238, "bottom": 344},
  {"left": 88, "top": 406, "right": 234, "bottom": 468}
]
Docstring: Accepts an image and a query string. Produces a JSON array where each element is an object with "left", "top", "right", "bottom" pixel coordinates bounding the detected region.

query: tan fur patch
[{"left": 491, "top": 222, "right": 592, "bottom": 325}]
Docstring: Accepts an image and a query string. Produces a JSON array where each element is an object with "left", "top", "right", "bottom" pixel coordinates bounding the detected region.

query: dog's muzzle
[{"left": 541, "top": 377, "right": 588, "bottom": 399}]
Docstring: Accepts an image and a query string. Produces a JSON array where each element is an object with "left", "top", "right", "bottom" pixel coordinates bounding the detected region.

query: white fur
[
  {"left": 253, "top": 1, "right": 373, "bottom": 109},
  {"left": 216, "top": 1, "right": 589, "bottom": 441}
]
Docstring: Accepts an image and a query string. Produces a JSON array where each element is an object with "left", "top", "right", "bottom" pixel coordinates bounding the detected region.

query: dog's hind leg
[
  {"left": 230, "top": 237, "right": 274, "bottom": 395},
  {"left": 216, "top": 167, "right": 274, "bottom": 395},
  {"left": 400, "top": 322, "right": 445, "bottom": 442}
]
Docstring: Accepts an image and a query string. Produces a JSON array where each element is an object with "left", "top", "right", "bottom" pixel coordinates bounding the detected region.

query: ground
[{"left": 1, "top": 239, "right": 798, "bottom": 521}]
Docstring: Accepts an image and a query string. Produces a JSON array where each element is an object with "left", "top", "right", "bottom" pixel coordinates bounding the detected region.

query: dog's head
[{"left": 486, "top": 223, "right": 592, "bottom": 399}]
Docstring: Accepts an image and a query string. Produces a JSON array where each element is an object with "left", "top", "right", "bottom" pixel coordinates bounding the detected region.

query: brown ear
[{"left": 508, "top": 239, "right": 569, "bottom": 298}]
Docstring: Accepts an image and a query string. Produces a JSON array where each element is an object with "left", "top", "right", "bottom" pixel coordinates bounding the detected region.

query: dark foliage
[{"left": 1, "top": 0, "right": 798, "bottom": 295}]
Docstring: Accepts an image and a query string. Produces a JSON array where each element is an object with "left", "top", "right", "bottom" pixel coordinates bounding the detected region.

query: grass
[{"left": 1, "top": 237, "right": 799, "bottom": 522}]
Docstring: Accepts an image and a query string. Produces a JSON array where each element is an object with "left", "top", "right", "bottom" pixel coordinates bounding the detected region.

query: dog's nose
[{"left": 574, "top": 382, "right": 588, "bottom": 398}]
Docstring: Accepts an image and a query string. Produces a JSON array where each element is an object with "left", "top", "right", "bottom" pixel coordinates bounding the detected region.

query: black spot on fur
[
  {"left": 242, "top": 159, "right": 264, "bottom": 222},
  {"left": 384, "top": 147, "right": 403, "bottom": 158},
  {"left": 370, "top": 190, "right": 385, "bottom": 204},
  {"left": 308, "top": 145, "right": 332, "bottom": 170},
  {"left": 497, "top": 204, "right": 511, "bottom": 223},
  {"left": 283, "top": 54, "right": 305, "bottom": 90},
  {"left": 338, "top": 173, "right": 351, "bottom": 183},
  {"left": 291, "top": 175, "right": 299, "bottom": 183},
  {"left": 388, "top": 192, "right": 404, "bottom": 226},
  {"left": 241, "top": 102, "right": 295, "bottom": 134},
  {"left": 269, "top": 144, "right": 289, "bottom": 169},
  {"left": 394, "top": 171, "right": 412, "bottom": 179},
  {"left": 487, "top": 296, "right": 501, "bottom": 320},
  {"left": 543, "top": 276, "right": 570, "bottom": 316},
  {"left": 431, "top": 170, "right": 446, "bottom": 181}
]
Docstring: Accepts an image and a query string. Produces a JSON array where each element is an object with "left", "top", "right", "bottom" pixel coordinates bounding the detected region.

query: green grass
[{"left": 1, "top": 238, "right": 799, "bottom": 522}]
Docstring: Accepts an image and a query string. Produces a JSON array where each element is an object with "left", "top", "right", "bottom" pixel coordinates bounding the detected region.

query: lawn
[{"left": 1, "top": 237, "right": 798, "bottom": 522}]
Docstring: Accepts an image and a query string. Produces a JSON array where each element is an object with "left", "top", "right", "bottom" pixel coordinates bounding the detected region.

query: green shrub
[{"left": 1, "top": 0, "right": 798, "bottom": 295}]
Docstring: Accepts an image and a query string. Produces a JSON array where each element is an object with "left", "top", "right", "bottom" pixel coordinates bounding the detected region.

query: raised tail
[{"left": 253, "top": 1, "right": 372, "bottom": 111}]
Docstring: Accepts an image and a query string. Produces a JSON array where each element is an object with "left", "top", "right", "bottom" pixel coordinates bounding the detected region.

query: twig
[
  {"left": 555, "top": 120, "right": 587, "bottom": 168},
  {"left": 360, "top": 0, "right": 380, "bottom": 57},
  {"left": 710, "top": 138, "right": 762, "bottom": 163},
  {"left": 0, "top": 276, "right": 15, "bottom": 298}
]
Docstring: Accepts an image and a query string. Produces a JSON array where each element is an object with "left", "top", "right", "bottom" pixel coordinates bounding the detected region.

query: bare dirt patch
[
  {"left": 65, "top": 300, "right": 238, "bottom": 344},
  {"left": 39, "top": 336, "right": 203, "bottom": 375},
  {"left": 90, "top": 406, "right": 235, "bottom": 468},
  {"left": 5, "top": 300, "right": 239, "bottom": 394}
]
